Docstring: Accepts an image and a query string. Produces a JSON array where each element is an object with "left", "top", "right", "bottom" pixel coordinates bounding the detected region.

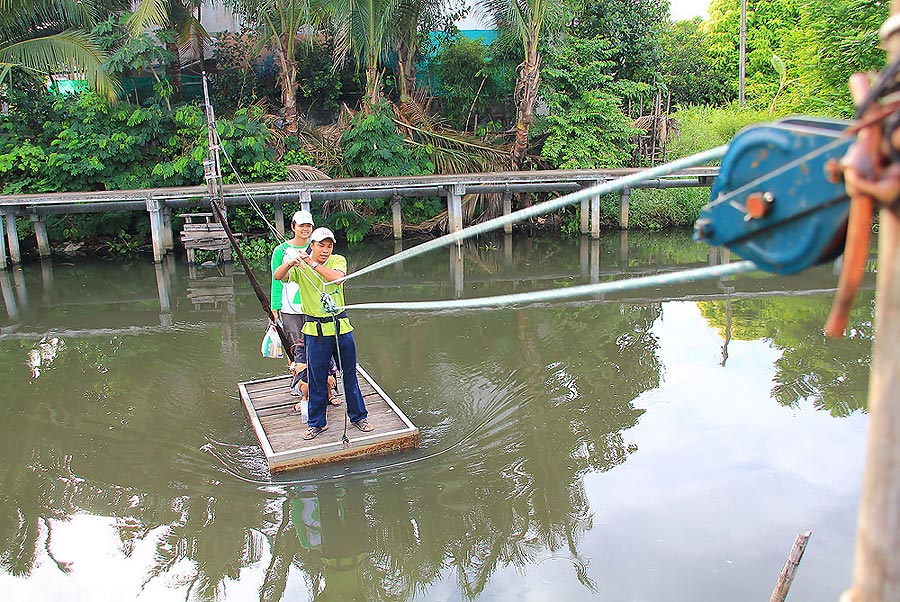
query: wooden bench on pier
[
  {"left": 239, "top": 366, "right": 419, "bottom": 472},
  {"left": 179, "top": 212, "right": 236, "bottom": 264}
]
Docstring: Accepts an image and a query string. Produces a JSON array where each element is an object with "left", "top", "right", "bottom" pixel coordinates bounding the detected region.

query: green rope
[
  {"left": 342, "top": 261, "right": 759, "bottom": 312},
  {"left": 336, "top": 145, "right": 729, "bottom": 285}
]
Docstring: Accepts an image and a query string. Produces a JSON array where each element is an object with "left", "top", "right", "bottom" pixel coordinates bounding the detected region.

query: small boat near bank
[{"left": 238, "top": 365, "right": 419, "bottom": 472}]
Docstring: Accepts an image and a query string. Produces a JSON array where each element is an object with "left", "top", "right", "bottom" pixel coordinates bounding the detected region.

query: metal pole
[
  {"left": 844, "top": 6, "right": 900, "bottom": 600},
  {"left": 739, "top": 0, "right": 747, "bottom": 107},
  {"left": 201, "top": 72, "right": 226, "bottom": 223}
]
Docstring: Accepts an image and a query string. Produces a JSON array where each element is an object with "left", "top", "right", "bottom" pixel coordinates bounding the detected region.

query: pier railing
[{"left": 0, "top": 166, "right": 718, "bottom": 267}]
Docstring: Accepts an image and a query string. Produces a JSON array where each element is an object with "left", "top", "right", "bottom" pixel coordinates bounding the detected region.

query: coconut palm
[
  {"left": 0, "top": 0, "right": 117, "bottom": 99},
  {"left": 327, "top": 0, "right": 402, "bottom": 108},
  {"left": 127, "top": 0, "right": 209, "bottom": 102},
  {"left": 477, "top": 0, "right": 565, "bottom": 168},
  {"left": 228, "top": 0, "right": 319, "bottom": 134}
]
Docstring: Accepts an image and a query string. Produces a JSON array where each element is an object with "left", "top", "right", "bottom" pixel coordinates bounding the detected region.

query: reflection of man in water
[{"left": 291, "top": 481, "right": 369, "bottom": 601}]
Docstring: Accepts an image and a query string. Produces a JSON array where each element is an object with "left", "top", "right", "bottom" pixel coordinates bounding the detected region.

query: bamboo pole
[
  {"left": 843, "top": 4, "right": 900, "bottom": 600},
  {"left": 771, "top": 531, "right": 811, "bottom": 602}
]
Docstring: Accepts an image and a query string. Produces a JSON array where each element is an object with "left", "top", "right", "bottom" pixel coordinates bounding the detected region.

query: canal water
[{"left": 0, "top": 231, "right": 873, "bottom": 601}]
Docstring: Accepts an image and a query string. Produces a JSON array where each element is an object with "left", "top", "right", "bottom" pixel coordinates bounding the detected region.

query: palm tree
[
  {"left": 229, "top": 0, "right": 317, "bottom": 134},
  {"left": 127, "top": 0, "right": 210, "bottom": 102},
  {"left": 328, "top": 0, "right": 401, "bottom": 108},
  {"left": 0, "top": 0, "right": 117, "bottom": 99},
  {"left": 477, "top": 0, "right": 564, "bottom": 168}
]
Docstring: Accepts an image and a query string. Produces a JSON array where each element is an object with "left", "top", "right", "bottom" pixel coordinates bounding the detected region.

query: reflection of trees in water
[
  {"left": 1, "top": 265, "right": 665, "bottom": 600},
  {"left": 698, "top": 295, "right": 873, "bottom": 416}
]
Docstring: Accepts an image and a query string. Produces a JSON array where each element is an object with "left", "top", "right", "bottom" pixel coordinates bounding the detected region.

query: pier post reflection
[
  {"left": 12, "top": 266, "right": 27, "bottom": 309},
  {"left": 155, "top": 261, "right": 172, "bottom": 326},
  {"left": 450, "top": 245, "right": 464, "bottom": 297},
  {"left": 590, "top": 238, "right": 600, "bottom": 284},
  {"left": 580, "top": 235, "right": 590, "bottom": 277},
  {"left": 394, "top": 239, "right": 404, "bottom": 274},
  {"left": 0, "top": 268, "right": 17, "bottom": 321},
  {"left": 40, "top": 259, "right": 54, "bottom": 305}
]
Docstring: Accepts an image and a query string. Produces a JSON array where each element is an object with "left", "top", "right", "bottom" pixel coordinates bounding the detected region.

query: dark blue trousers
[{"left": 305, "top": 330, "right": 367, "bottom": 428}]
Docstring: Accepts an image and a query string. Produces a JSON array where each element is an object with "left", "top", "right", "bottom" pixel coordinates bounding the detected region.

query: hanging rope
[
  {"left": 334, "top": 145, "right": 729, "bottom": 285},
  {"left": 341, "top": 261, "right": 758, "bottom": 312}
]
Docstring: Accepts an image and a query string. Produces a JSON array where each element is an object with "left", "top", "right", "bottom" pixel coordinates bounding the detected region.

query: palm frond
[
  {"left": 0, "top": 30, "right": 118, "bottom": 100},
  {"left": 126, "top": 0, "right": 170, "bottom": 35}
]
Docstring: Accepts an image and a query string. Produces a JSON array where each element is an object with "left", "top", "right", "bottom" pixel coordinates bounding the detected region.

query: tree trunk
[
  {"left": 165, "top": 38, "right": 183, "bottom": 103},
  {"left": 395, "top": 37, "right": 417, "bottom": 103},
  {"left": 275, "top": 40, "right": 298, "bottom": 135},
  {"left": 511, "top": 35, "right": 541, "bottom": 170},
  {"left": 365, "top": 54, "right": 381, "bottom": 110}
]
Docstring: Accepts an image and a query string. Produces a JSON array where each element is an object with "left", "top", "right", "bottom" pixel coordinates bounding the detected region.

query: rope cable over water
[
  {"left": 343, "top": 260, "right": 760, "bottom": 312},
  {"left": 334, "top": 145, "right": 729, "bottom": 286}
]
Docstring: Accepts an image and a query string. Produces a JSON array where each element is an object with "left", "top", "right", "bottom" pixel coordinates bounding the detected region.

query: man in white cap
[
  {"left": 273, "top": 227, "right": 373, "bottom": 439},
  {"left": 270, "top": 210, "right": 314, "bottom": 375}
]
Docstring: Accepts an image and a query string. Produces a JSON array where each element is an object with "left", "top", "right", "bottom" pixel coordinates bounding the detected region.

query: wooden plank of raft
[{"left": 238, "top": 365, "right": 418, "bottom": 472}]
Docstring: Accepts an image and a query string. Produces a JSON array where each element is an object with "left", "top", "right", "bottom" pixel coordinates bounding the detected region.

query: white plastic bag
[{"left": 261, "top": 324, "right": 284, "bottom": 358}]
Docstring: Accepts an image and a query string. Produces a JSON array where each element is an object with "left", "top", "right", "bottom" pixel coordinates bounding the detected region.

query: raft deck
[{"left": 238, "top": 365, "right": 419, "bottom": 472}]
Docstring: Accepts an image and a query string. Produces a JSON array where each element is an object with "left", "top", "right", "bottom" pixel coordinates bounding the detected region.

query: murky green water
[{"left": 0, "top": 231, "right": 873, "bottom": 601}]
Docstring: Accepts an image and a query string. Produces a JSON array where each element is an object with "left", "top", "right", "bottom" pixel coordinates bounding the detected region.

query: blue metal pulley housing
[{"left": 694, "top": 117, "right": 853, "bottom": 274}]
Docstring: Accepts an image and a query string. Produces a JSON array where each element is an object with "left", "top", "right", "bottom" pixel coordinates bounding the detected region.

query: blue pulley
[{"left": 694, "top": 117, "right": 853, "bottom": 274}]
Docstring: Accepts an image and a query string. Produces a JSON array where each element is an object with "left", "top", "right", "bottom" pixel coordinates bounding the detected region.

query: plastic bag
[{"left": 261, "top": 324, "right": 284, "bottom": 358}]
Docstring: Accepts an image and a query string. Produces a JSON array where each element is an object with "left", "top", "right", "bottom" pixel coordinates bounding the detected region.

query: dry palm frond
[
  {"left": 285, "top": 164, "right": 331, "bottom": 181},
  {"left": 633, "top": 114, "right": 680, "bottom": 147}
]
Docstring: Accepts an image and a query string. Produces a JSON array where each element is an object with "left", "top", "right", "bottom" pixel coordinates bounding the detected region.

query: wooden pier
[{"left": 238, "top": 366, "right": 419, "bottom": 472}]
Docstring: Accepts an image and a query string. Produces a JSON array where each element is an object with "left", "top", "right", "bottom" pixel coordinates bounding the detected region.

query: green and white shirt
[{"left": 271, "top": 240, "right": 309, "bottom": 314}]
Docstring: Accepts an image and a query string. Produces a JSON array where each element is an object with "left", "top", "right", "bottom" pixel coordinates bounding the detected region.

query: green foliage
[
  {"left": 703, "top": 0, "right": 887, "bottom": 116},
  {"left": 667, "top": 104, "right": 774, "bottom": 160},
  {"left": 153, "top": 104, "right": 275, "bottom": 186},
  {"left": 209, "top": 31, "right": 276, "bottom": 114},
  {"left": 658, "top": 18, "right": 732, "bottom": 106},
  {"left": 540, "top": 37, "right": 640, "bottom": 169},
  {"left": 325, "top": 212, "right": 371, "bottom": 244},
  {"left": 0, "top": 92, "right": 168, "bottom": 192},
  {"left": 341, "top": 102, "right": 432, "bottom": 181},
  {"left": 574, "top": 0, "right": 668, "bottom": 85},
  {"left": 236, "top": 236, "right": 271, "bottom": 261},
  {"left": 105, "top": 230, "right": 144, "bottom": 256},
  {"left": 428, "top": 35, "right": 507, "bottom": 130}
]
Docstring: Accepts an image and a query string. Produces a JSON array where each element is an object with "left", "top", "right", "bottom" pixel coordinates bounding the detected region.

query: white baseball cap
[
  {"left": 309, "top": 227, "right": 336, "bottom": 243},
  {"left": 291, "top": 210, "right": 314, "bottom": 226}
]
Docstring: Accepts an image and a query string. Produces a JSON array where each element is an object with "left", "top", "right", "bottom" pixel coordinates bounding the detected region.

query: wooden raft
[{"left": 238, "top": 366, "right": 419, "bottom": 472}]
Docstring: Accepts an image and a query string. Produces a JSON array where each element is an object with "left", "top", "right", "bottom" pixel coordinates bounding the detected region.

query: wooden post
[
  {"left": 299, "top": 189, "right": 311, "bottom": 214},
  {"left": 502, "top": 191, "right": 513, "bottom": 234},
  {"left": 580, "top": 235, "right": 589, "bottom": 276},
  {"left": 31, "top": 213, "right": 50, "bottom": 258},
  {"left": 580, "top": 197, "right": 590, "bottom": 234},
  {"left": 447, "top": 184, "right": 465, "bottom": 235},
  {"left": 0, "top": 212, "right": 6, "bottom": 269},
  {"left": 591, "top": 180, "right": 601, "bottom": 240},
  {"left": 619, "top": 186, "right": 631, "bottom": 229},
  {"left": 0, "top": 269, "right": 16, "bottom": 320},
  {"left": 147, "top": 198, "right": 165, "bottom": 264},
  {"left": 162, "top": 205, "right": 174, "bottom": 251},
  {"left": 844, "top": 9, "right": 900, "bottom": 601},
  {"left": 392, "top": 195, "right": 402, "bottom": 239},
  {"left": 5, "top": 212, "right": 20, "bottom": 264},
  {"left": 771, "top": 531, "right": 811, "bottom": 602},
  {"left": 274, "top": 200, "right": 284, "bottom": 237}
]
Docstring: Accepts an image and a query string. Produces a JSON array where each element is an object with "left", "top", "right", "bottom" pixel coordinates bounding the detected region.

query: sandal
[
  {"left": 302, "top": 425, "right": 328, "bottom": 440},
  {"left": 293, "top": 398, "right": 308, "bottom": 413},
  {"left": 351, "top": 419, "right": 373, "bottom": 432},
  {"left": 328, "top": 391, "right": 342, "bottom": 406}
]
